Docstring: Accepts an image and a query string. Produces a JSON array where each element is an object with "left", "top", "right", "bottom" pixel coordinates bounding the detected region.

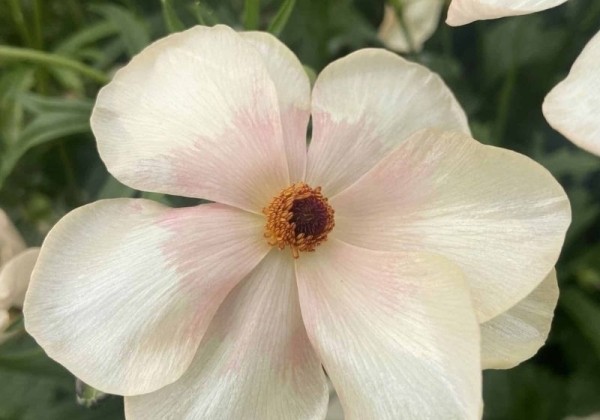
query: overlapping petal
[
  {"left": 305, "top": 49, "right": 469, "bottom": 197},
  {"left": 91, "top": 25, "right": 290, "bottom": 213},
  {"left": 0, "top": 209, "right": 26, "bottom": 266},
  {"left": 241, "top": 32, "right": 311, "bottom": 181},
  {"left": 24, "top": 199, "right": 269, "bottom": 395},
  {"left": 378, "top": 1, "right": 445, "bottom": 53},
  {"left": 331, "top": 129, "right": 570, "bottom": 322},
  {"left": 0, "top": 247, "right": 39, "bottom": 309},
  {"left": 126, "top": 251, "right": 328, "bottom": 420},
  {"left": 296, "top": 239, "right": 481, "bottom": 419},
  {"left": 481, "top": 269, "right": 558, "bottom": 369},
  {"left": 447, "top": 0, "right": 568, "bottom": 26},
  {"left": 543, "top": 30, "right": 600, "bottom": 156}
]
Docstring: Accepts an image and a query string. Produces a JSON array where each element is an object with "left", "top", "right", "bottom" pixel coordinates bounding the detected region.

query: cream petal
[
  {"left": 0, "top": 208, "right": 26, "bottom": 267},
  {"left": 331, "top": 129, "right": 570, "bottom": 322},
  {"left": 447, "top": 0, "right": 568, "bottom": 26},
  {"left": 296, "top": 240, "right": 482, "bottom": 419},
  {"left": 0, "top": 247, "right": 39, "bottom": 309},
  {"left": 305, "top": 49, "right": 469, "bottom": 197},
  {"left": 378, "top": 2, "right": 445, "bottom": 53},
  {"left": 543, "top": 30, "right": 600, "bottom": 157},
  {"left": 92, "top": 25, "right": 290, "bottom": 213},
  {"left": 24, "top": 199, "right": 269, "bottom": 395},
  {"left": 481, "top": 269, "right": 558, "bottom": 369},
  {"left": 125, "top": 250, "right": 328, "bottom": 420},
  {"left": 241, "top": 32, "right": 310, "bottom": 182}
]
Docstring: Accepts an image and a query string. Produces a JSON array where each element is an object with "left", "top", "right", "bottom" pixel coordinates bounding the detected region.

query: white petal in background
[
  {"left": 296, "top": 240, "right": 482, "bottom": 419},
  {"left": 543, "top": 30, "right": 600, "bottom": 157},
  {"left": 447, "top": 0, "right": 568, "bottom": 26},
  {"left": 331, "top": 129, "right": 570, "bottom": 322},
  {"left": 92, "top": 25, "right": 290, "bottom": 213},
  {"left": 0, "top": 208, "right": 26, "bottom": 266},
  {"left": 241, "top": 31, "right": 311, "bottom": 182},
  {"left": 25, "top": 199, "right": 269, "bottom": 396},
  {"left": 306, "top": 49, "right": 469, "bottom": 197},
  {"left": 0, "top": 247, "right": 40, "bottom": 309},
  {"left": 126, "top": 251, "right": 328, "bottom": 420},
  {"left": 481, "top": 270, "right": 558, "bottom": 369},
  {"left": 378, "top": 1, "right": 445, "bottom": 53}
]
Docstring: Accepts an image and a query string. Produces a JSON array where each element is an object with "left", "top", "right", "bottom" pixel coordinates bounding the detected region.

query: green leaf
[
  {"left": 0, "top": 68, "right": 34, "bottom": 147},
  {"left": 161, "top": 0, "right": 185, "bottom": 33},
  {"left": 267, "top": 0, "right": 296, "bottom": 36},
  {"left": 0, "top": 97, "right": 92, "bottom": 189},
  {"left": 90, "top": 4, "right": 150, "bottom": 57},
  {"left": 54, "top": 22, "right": 118, "bottom": 56},
  {"left": 243, "top": 0, "right": 261, "bottom": 30},
  {"left": 20, "top": 93, "right": 93, "bottom": 115}
]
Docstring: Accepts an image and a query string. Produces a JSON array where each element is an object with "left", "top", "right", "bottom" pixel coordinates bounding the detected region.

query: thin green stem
[
  {"left": 32, "top": 0, "right": 49, "bottom": 94},
  {"left": 8, "top": 0, "right": 33, "bottom": 46},
  {"left": 243, "top": 0, "right": 261, "bottom": 30},
  {"left": 32, "top": 0, "right": 43, "bottom": 49},
  {"left": 0, "top": 46, "right": 109, "bottom": 84}
]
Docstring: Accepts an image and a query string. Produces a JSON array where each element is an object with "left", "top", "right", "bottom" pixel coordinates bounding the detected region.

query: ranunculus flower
[
  {"left": 0, "top": 209, "right": 39, "bottom": 336},
  {"left": 24, "top": 25, "right": 570, "bottom": 419},
  {"left": 446, "top": 0, "right": 568, "bottom": 26},
  {"left": 543, "top": 30, "right": 600, "bottom": 157},
  {"left": 378, "top": 1, "right": 445, "bottom": 53}
]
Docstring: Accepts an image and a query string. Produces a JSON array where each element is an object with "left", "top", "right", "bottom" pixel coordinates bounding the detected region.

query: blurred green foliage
[{"left": 0, "top": 0, "right": 599, "bottom": 419}]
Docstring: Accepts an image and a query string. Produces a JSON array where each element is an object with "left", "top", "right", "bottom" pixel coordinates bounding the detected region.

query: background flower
[
  {"left": 0, "top": 209, "right": 38, "bottom": 337},
  {"left": 378, "top": 1, "right": 445, "bottom": 52},
  {"left": 543, "top": 30, "right": 600, "bottom": 157},
  {"left": 446, "top": 0, "right": 569, "bottom": 26}
]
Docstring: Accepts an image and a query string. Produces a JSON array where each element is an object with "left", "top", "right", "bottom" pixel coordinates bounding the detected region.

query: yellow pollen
[{"left": 263, "top": 182, "right": 335, "bottom": 258}]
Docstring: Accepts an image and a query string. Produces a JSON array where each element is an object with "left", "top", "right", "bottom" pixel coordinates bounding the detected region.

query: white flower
[
  {"left": 24, "top": 25, "right": 570, "bottom": 419},
  {"left": 378, "top": 1, "right": 445, "bottom": 53},
  {"left": 0, "top": 209, "right": 39, "bottom": 335},
  {"left": 446, "top": 0, "right": 569, "bottom": 26},
  {"left": 543, "top": 30, "right": 600, "bottom": 157}
]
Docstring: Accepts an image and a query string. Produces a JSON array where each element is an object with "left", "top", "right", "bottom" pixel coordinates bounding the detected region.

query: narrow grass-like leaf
[
  {"left": 267, "top": 0, "right": 296, "bottom": 36},
  {"left": 243, "top": 0, "right": 261, "bottom": 30},
  {"left": 90, "top": 4, "right": 150, "bottom": 57},
  {"left": 54, "top": 22, "right": 118, "bottom": 56},
  {"left": 0, "top": 46, "right": 108, "bottom": 84},
  {"left": 161, "top": 0, "right": 185, "bottom": 33}
]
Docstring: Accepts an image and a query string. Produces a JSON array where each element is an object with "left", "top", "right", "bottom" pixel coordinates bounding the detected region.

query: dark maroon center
[{"left": 290, "top": 196, "right": 329, "bottom": 237}]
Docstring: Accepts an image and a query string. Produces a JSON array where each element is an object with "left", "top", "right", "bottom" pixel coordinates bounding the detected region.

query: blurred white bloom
[
  {"left": 0, "top": 209, "right": 39, "bottom": 335},
  {"left": 447, "top": 0, "right": 568, "bottom": 26},
  {"left": 444, "top": 1, "right": 599, "bottom": 158},
  {"left": 543, "top": 30, "right": 600, "bottom": 156},
  {"left": 378, "top": 1, "right": 445, "bottom": 52},
  {"left": 25, "top": 25, "right": 570, "bottom": 419},
  {"left": 0, "top": 208, "right": 26, "bottom": 266}
]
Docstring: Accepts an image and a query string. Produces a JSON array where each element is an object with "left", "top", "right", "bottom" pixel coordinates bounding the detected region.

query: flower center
[{"left": 263, "top": 182, "right": 335, "bottom": 258}]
